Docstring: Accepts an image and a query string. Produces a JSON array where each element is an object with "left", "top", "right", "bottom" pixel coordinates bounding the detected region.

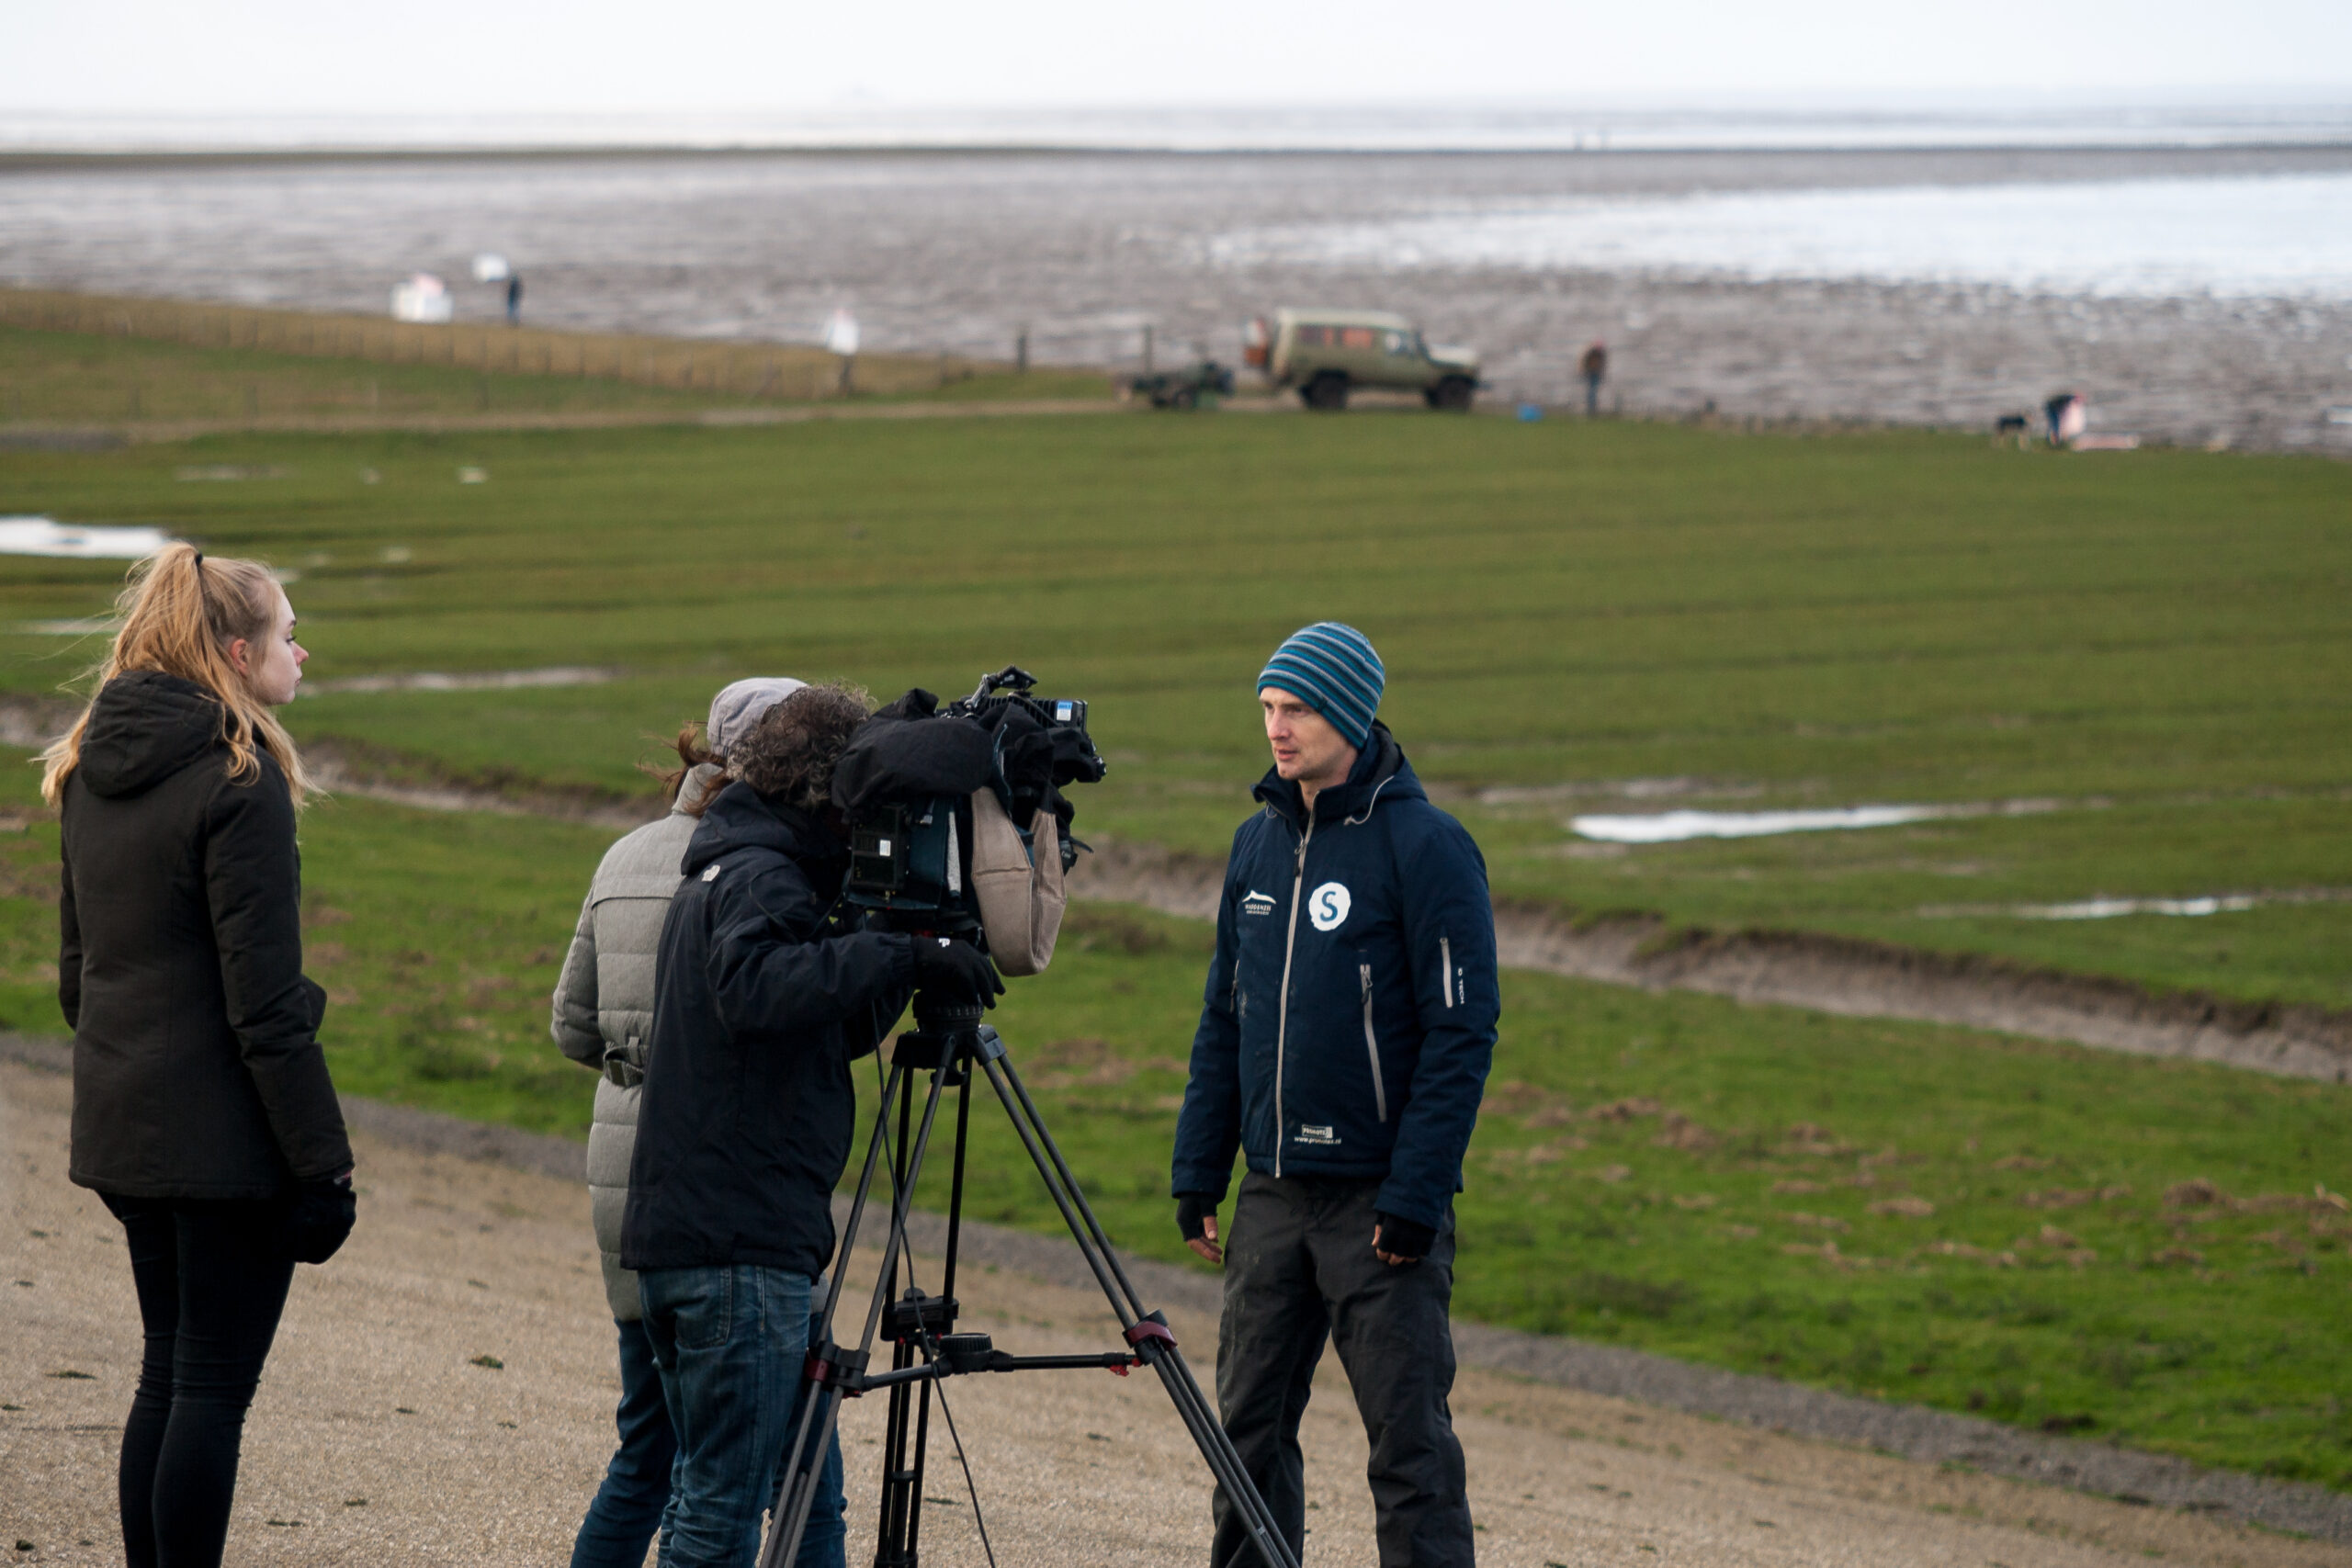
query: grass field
[
  {"left": 0, "top": 322, "right": 1111, "bottom": 424},
  {"left": 4, "top": 757, "right": 2345, "bottom": 1487},
  {"left": 4, "top": 380, "right": 2347, "bottom": 1010},
  {"left": 5, "top": 323, "right": 2349, "bottom": 1487}
]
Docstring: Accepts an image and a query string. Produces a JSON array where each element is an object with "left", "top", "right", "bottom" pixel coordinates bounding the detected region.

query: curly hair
[{"left": 729, "top": 682, "right": 872, "bottom": 810}]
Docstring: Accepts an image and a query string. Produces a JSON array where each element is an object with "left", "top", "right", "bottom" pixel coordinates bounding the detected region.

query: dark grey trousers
[{"left": 1210, "top": 1173, "right": 1474, "bottom": 1568}]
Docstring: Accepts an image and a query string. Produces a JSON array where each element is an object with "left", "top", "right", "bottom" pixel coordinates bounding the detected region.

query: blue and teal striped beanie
[{"left": 1258, "top": 622, "right": 1384, "bottom": 750}]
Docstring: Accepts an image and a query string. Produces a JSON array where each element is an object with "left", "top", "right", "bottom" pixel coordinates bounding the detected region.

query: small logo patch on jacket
[
  {"left": 701, "top": 863, "right": 722, "bottom": 882},
  {"left": 1306, "top": 882, "right": 1351, "bottom": 931},
  {"left": 1295, "top": 1124, "right": 1341, "bottom": 1145},
  {"left": 1240, "top": 889, "right": 1277, "bottom": 917}
]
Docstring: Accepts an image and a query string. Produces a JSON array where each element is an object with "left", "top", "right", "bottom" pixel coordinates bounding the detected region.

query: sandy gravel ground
[{"left": 5, "top": 1058, "right": 2345, "bottom": 1568}]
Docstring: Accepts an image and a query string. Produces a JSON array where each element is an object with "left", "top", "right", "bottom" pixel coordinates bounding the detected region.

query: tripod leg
[
  {"left": 989, "top": 1036, "right": 1296, "bottom": 1553},
  {"left": 764, "top": 1058, "right": 909, "bottom": 1568},
  {"left": 971, "top": 1049, "right": 1301, "bottom": 1568},
  {"left": 876, "top": 1086, "right": 919, "bottom": 1558},
  {"left": 767, "top": 1056, "right": 957, "bottom": 1568},
  {"left": 992, "top": 1051, "right": 1159, "bottom": 1318}
]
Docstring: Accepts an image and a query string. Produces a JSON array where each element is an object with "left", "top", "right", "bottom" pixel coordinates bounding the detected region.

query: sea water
[
  {"left": 1210, "top": 172, "right": 2352, "bottom": 301},
  {"left": 4, "top": 97, "right": 2347, "bottom": 153}
]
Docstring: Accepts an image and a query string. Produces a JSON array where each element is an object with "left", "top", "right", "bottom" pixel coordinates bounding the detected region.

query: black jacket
[
  {"left": 620, "top": 783, "right": 915, "bottom": 1278},
  {"left": 60, "top": 671, "right": 352, "bottom": 1200}
]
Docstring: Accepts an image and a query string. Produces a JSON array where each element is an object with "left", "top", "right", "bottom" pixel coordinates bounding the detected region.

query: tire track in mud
[
  {"left": 5, "top": 694, "right": 2346, "bottom": 1081},
  {"left": 1067, "top": 839, "right": 2352, "bottom": 1085}
]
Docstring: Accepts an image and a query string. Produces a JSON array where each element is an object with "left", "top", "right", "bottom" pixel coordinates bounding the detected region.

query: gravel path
[{"left": 7, "top": 1055, "right": 2347, "bottom": 1567}]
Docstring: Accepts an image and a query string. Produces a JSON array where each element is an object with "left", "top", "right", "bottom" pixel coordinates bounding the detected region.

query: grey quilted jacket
[{"left": 551, "top": 763, "right": 722, "bottom": 1320}]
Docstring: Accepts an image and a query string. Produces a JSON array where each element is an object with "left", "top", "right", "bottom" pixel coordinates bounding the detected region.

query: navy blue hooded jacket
[
  {"left": 1170, "top": 726, "right": 1498, "bottom": 1231},
  {"left": 621, "top": 782, "right": 915, "bottom": 1278}
]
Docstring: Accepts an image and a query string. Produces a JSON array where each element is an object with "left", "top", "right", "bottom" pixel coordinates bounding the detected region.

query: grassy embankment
[
  {"left": 0, "top": 293, "right": 1111, "bottom": 424},
  {"left": 3, "top": 325, "right": 2348, "bottom": 1486},
  {"left": 2, "top": 768, "right": 2345, "bottom": 1487},
  {"left": 4, "top": 377, "right": 2347, "bottom": 1010}
]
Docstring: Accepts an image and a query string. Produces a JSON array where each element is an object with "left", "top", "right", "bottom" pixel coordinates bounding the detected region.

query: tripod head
[
  {"left": 888, "top": 982, "right": 999, "bottom": 1078},
  {"left": 909, "top": 988, "right": 986, "bottom": 1040}
]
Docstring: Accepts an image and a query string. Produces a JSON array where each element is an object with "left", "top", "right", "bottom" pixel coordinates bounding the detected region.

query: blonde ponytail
[{"left": 40, "top": 543, "right": 314, "bottom": 808}]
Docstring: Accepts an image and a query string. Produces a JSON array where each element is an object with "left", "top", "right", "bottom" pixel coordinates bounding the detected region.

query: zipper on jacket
[
  {"left": 1439, "top": 934, "right": 1454, "bottom": 1009},
  {"left": 1360, "top": 963, "right": 1387, "bottom": 1122},
  {"left": 1272, "top": 815, "right": 1313, "bottom": 1176}
]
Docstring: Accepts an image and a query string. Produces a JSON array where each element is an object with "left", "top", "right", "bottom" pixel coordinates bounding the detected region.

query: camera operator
[
  {"left": 549, "top": 676, "right": 806, "bottom": 1568},
  {"left": 620, "top": 682, "right": 1001, "bottom": 1567},
  {"left": 1171, "top": 623, "right": 1498, "bottom": 1568}
]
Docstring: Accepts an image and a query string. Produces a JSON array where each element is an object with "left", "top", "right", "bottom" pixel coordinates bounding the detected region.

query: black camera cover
[{"left": 830, "top": 689, "right": 995, "bottom": 817}]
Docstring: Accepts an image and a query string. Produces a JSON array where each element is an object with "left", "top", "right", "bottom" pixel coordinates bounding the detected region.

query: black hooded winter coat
[
  {"left": 620, "top": 782, "right": 916, "bottom": 1279},
  {"left": 58, "top": 671, "right": 352, "bottom": 1200}
]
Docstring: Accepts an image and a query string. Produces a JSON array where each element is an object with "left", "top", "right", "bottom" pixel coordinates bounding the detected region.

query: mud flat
[
  {"left": 4, "top": 144, "right": 2349, "bottom": 450},
  {"left": 7, "top": 1052, "right": 2349, "bottom": 1566}
]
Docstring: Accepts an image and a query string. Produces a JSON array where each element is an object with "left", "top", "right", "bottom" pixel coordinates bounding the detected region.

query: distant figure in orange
[{"left": 1579, "top": 340, "right": 1609, "bottom": 416}]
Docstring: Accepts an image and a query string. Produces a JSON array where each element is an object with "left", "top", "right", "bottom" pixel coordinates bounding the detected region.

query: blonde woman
[{"left": 42, "top": 542, "right": 355, "bottom": 1568}]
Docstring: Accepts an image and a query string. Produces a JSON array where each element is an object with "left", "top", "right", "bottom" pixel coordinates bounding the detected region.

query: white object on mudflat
[{"left": 391, "top": 273, "right": 453, "bottom": 322}]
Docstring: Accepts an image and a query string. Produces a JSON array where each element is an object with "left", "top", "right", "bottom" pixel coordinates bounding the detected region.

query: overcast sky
[{"left": 8, "top": 0, "right": 2349, "bottom": 115}]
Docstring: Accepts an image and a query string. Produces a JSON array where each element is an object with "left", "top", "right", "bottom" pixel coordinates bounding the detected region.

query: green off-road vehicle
[{"left": 1244, "top": 309, "right": 1481, "bottom": 412}]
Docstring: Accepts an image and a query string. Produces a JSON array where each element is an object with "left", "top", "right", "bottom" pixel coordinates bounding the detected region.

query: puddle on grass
[
  {"left": 0, "top": 517, "right": 172, "bottom": 558},
  {"left": 298, "top": 666, "right": 619, "bottom": 695},
  {"left": 1568, "top": 799, "right": 2064, "bottom": 843},
  {"left": 1920, "top": 888, "right": 2352, "bottom": 920},
  {"left": 175, "top": 465, "right": 286, "bottom": 481},
  {"left": 14, "top": 616, "right": 117, "bottom": 636},
  {"left": 1476, "top": 777, "right": 1764, "bottom": 806}
]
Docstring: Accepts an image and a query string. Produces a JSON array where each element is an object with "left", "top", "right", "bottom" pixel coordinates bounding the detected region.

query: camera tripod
[{"left": 757, "top": 989, "right": 1301, "bottom": 1568}]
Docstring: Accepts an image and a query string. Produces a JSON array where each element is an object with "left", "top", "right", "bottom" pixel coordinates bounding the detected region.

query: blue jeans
[
  {"left": 571, "top": 1317, "right": 681, "bottom": 1568},
  {"left": 639, "top": 1265, "right": 846, "bottom": 1568}
]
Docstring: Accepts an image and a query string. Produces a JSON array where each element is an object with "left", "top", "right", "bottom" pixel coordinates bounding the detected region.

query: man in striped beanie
[{"left": 1172, "top": 621, "right": 1498, "bottom": 1566}]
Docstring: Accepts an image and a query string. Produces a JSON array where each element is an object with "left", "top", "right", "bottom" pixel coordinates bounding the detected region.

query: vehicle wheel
[
  {"left": 1305, "top": 374, "right": 1350, "bottom": 412},
  {"left": 1432, "top": 377, "right": 1475, "bottom": 412},
  {"left": 1422, "top": 388, "right": 1443, "bottom": 409},
  {"left": 1170, "top": 386, "right": 1198, "bottom": 411}
]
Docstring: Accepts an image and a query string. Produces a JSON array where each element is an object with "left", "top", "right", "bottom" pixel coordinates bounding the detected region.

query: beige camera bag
[{"left": 968, "top": 788, "right": 1067, "bottom": 977}]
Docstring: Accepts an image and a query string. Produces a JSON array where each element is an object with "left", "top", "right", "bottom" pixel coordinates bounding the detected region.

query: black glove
[
  {"left": 285, "top": 1173, "right": 356, "bottom": 1265},
  {"left": 1374, "top": 1213, "right": 1434, "bottom": 1262},
  {"left": 1176, "top": 1192, "right": 1217, "bottom": 1244},
  {"left": 910, "top": 936, "right": 1004, "bottom": 1010}
]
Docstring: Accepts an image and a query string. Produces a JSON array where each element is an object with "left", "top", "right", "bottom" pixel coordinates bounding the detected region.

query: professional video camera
[
  {"left": 766, "top": 666, "right": 1299, "bottom": 1568},
  {"left": 831, "top": 666, "right": 1105, "bottom": 973}
]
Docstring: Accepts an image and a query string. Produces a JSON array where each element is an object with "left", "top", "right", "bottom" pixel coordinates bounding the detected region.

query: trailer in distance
[{"left": 1128, "top": 359, "right": 1238, "bottom": 410}]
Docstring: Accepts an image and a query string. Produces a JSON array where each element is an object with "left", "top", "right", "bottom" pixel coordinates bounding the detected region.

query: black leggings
[{"left": 102, "top": 1194, "right": 295, "bottom": 1568}]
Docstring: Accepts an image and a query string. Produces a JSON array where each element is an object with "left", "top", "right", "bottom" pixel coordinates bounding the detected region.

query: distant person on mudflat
[
  {"left": 1171, "top": 621, "right": 1498, "bottom": 1568},
  {"left": 1580, "top": 339, "right": 1609, "bottom": 416},
  {"left": 550, "top": 676, "right": 807, "bottom": 1568},
  {"left": 43, "top": 543, "right": 356, "bottom": 1568},
  {"left": 507, "top": 273, "right": 524, "bottom": 325}
]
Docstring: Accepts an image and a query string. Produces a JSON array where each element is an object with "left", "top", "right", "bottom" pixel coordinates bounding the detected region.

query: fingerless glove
[
  {"left": 1374, "top": 1212, "right": 1435, "bottom": 1261},
  {"left": 1176, "top": 1192, "right": 1217, "bottom": 1243},
  {"left": 285, "top": 1173, "right": 356, "bottom": 1265}
]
